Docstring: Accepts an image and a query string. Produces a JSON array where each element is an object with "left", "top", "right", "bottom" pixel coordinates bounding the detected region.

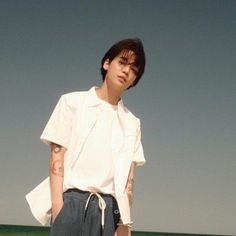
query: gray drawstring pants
[{"left": 50, "top": 189, "right": 120, "bottom": 236}]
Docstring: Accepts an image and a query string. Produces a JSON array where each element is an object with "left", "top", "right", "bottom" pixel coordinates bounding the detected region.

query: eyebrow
[
  {"left": 119, "top": 56, "right": 137, "bottom": 66},
  {"left": 120, "top": 56, "right": 128, "bottom": 62}
]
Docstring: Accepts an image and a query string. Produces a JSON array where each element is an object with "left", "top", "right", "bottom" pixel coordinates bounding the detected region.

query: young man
[{"left": 26, "top": 38, "right": 146, "bottom": 236}]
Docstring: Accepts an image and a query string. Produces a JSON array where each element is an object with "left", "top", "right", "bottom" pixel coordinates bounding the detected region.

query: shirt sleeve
[
  {"left": 40, "top": 94, "right": 72, "bottom": 149},
  {"left": 132, "top": 119, "right": 146, "bottom": 166}
]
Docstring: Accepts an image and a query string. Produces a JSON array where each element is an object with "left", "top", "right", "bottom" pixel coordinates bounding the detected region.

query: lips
[{"left": 117, "top": 75, "right": 127, "bottom": 83}]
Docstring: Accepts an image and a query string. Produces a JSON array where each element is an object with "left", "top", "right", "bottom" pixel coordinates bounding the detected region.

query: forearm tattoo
[
  {"left": 51, "top": 145, "right": 63, "bottom": 154},
  {"left": 127, "top": 178, "right": 134, "bottom": 184},
  {"left": 50, "top": 143, "right": 64, "bottom": 177},
  {"left": 50, "top": 160, "right": 64, "bottom": 177},
  {"left": 126, "top": 178, "right": 134, "bottom": 192}
]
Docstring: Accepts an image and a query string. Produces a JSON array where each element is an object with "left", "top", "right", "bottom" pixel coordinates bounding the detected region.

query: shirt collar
[
  {"left": 87, "top": 86, "right": 132, "bottom": 136},
  {"left": 87, "top": 86, "right": 125, "bottom": 110}
]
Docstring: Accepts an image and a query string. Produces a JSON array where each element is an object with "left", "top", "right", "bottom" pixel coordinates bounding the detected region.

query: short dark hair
[{"left": 100, "top": 38, "right": 146, "bottom": 89}]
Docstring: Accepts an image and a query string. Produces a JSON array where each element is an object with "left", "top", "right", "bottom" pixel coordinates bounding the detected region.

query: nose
[{"left": 122, "top": 64, "right": 130, "bottom": 75}]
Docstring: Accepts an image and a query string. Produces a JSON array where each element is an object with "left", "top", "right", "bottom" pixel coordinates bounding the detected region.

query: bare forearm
[
  {"left": 126, "top": 162, "right": 136, "bottom": 205},
  {"left": 49, "top": 143, "right": 66, "bottom": 205},
  {"left": 115, "top": 162, "right": 136, "bottom": 236}
]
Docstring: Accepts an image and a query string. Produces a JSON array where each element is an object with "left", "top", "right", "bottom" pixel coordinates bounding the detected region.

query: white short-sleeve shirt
[
  {"left": 26, "top": 86, "right": 146, "bottom": 226},
  {"left": 67, "top": 96, "right": 121, "bottom": 195}
]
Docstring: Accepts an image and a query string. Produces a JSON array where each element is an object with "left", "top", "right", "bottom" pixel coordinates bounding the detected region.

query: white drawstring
[{"left": 85, "top": 192, "right": 106, "bottom": 229}]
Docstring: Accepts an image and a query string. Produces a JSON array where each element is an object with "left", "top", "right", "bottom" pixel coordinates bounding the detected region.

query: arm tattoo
[
  {"left": 127, "top": 178, "right": 134, "bottom": 184},
  {"left": 126, "top": 178, "right": 134, "bottom": 191},
  {"left": 49, "top": 143, "right": 65, "bottom": 177},
  {"left": 50, "top": 160, "right": 64, "bottom": 177},
  {"left": 53, "top": 146, "right": 62, "bottom": 153},
  {"left": 51, "top": 143, "right": 63, "bottom": 154}
]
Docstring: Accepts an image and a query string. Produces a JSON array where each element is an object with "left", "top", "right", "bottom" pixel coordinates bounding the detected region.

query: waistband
[
  {"left": 64, "top": 188, "right": 112, "bottom": 229},
  {"left": 64, "top": 188, "right": 113, "bottom": 198}
]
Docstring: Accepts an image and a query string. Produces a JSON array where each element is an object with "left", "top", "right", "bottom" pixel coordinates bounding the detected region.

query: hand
[
  {"left": 51, "top": 201, "right": 64, "bottom": 223},
  {"left": 115, "top": 225, "right": 131, "bottom": 236}
]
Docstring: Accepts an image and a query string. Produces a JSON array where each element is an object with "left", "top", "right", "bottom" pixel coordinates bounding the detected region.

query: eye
[
  {"left": 131, "top": 66, "right": 138, "bottom": 75},
  {"left": 119, "top": 59, "right": 126, "bottom": 65}
]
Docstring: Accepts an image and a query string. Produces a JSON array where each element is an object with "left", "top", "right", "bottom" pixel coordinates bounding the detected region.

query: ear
[{"left": 103, "top": 59, "right": 110, "bottom": 71}]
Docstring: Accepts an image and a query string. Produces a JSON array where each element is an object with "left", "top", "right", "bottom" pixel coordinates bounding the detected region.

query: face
[{"left": 103, "top": 51, "right": 138, "bottom": 92}]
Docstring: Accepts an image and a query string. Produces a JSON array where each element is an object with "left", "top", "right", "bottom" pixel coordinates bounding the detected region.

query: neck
[{"left": 95, "top": 82, "right": 123, "bottom": 105}]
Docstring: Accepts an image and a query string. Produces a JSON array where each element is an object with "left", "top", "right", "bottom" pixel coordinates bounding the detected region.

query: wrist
[{"left": 52, "top": 199, "right": 63, "bottom": 206}]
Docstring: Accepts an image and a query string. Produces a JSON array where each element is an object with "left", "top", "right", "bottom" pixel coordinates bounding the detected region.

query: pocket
[{"left": 51, "top": 203, "right": 65, "bottom": 225}]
